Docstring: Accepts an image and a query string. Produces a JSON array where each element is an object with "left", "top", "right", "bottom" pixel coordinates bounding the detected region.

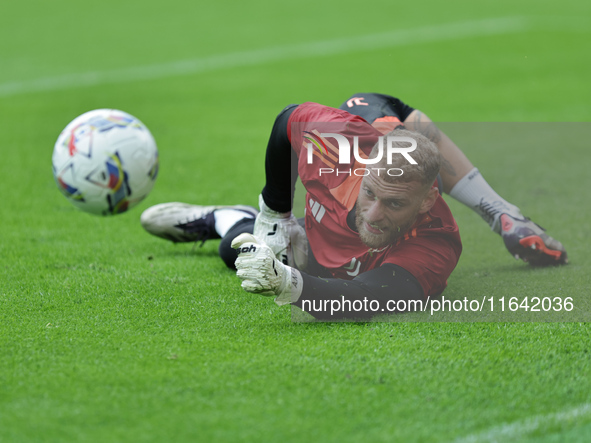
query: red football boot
[{"left": 500, "top": 213, "right": 568, "bottom": 266}]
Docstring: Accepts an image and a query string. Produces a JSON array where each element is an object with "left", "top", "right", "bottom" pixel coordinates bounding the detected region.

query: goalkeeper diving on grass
[{"left": 140, "top": 93, "right": 567, "bottom": 319}]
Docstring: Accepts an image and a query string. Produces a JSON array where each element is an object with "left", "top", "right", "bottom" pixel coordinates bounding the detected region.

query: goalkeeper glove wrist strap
[{"left": 274, "top": 267, "right": 304, "bottom": 306}]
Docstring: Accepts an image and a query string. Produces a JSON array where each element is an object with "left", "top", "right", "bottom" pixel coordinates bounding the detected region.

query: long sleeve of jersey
[
  {"left": 260, "top": 104, "right": 299, "bottom": 213},
  {"left": 294, "top": 263, "right": 425, "bottom": 320}
]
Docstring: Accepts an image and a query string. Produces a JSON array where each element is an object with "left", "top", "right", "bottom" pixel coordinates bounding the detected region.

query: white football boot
[{"left": 140, "top": 203, "right": 258, "bottom": 244}]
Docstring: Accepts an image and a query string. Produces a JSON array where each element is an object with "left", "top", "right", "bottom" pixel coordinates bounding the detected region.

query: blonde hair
[{"left": 369, "top": 128, "right": 441, "bottom": 187}]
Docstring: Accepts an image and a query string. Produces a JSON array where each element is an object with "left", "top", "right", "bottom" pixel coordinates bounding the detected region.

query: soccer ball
[{"left": 52, "top": 109, "right": 159, "bottom": 216}]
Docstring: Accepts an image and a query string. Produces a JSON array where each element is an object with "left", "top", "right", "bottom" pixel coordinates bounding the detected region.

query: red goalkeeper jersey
[{"left": 287, "top": 102, "right": 462, "bottom": 297}]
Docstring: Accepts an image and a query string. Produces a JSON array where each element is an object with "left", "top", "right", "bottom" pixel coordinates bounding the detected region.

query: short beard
[{"left": 355, "top": 207, "right": 417, "bottom": 249}]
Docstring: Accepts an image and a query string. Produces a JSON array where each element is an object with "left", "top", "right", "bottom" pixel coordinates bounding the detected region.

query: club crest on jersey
[{"left": 344, "top": 257, "right": 361, "bottom": 277}]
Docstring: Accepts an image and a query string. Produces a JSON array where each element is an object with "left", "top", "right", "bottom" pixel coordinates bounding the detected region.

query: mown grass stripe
[{"left": 0, "top": 17, "right": 528, "bottom": 97}]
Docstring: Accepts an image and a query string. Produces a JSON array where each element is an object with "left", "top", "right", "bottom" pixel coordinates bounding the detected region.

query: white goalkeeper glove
[
  {"left": 232, "top": 233, "right": 304, "bottom": 306},
  {"left": 253, "top": 194, "right": 308, "bottom": 270}
]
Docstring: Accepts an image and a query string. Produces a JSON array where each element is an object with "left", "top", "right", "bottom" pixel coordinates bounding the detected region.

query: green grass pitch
[{"left": 1, "top": 0, "right": 590, "bottom": 441}]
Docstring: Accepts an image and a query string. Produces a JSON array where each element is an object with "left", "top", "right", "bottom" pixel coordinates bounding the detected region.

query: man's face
[{"left": 355, "top": 174, "right": 434, "bottom": 249}]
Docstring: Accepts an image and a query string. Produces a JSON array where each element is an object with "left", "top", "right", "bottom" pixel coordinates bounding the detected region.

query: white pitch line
[
  {"left": 0, "top": 17, "right": 529, "bottom": 98},
  {"left": 453, "top": 403, "right": 591, "bottom": 443}
]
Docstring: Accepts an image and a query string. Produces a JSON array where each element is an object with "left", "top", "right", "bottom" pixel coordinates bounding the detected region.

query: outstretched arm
[
  {"left": 232, "top": 233, "right": 424, "bottom": 320},
  {"left": 294, "top": 264, "right": 424, "bottom": 320}
]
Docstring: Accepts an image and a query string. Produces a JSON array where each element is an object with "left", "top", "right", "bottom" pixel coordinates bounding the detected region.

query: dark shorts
[{"left": 337, "top": 93, "right": 415, "bottom": 124}]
